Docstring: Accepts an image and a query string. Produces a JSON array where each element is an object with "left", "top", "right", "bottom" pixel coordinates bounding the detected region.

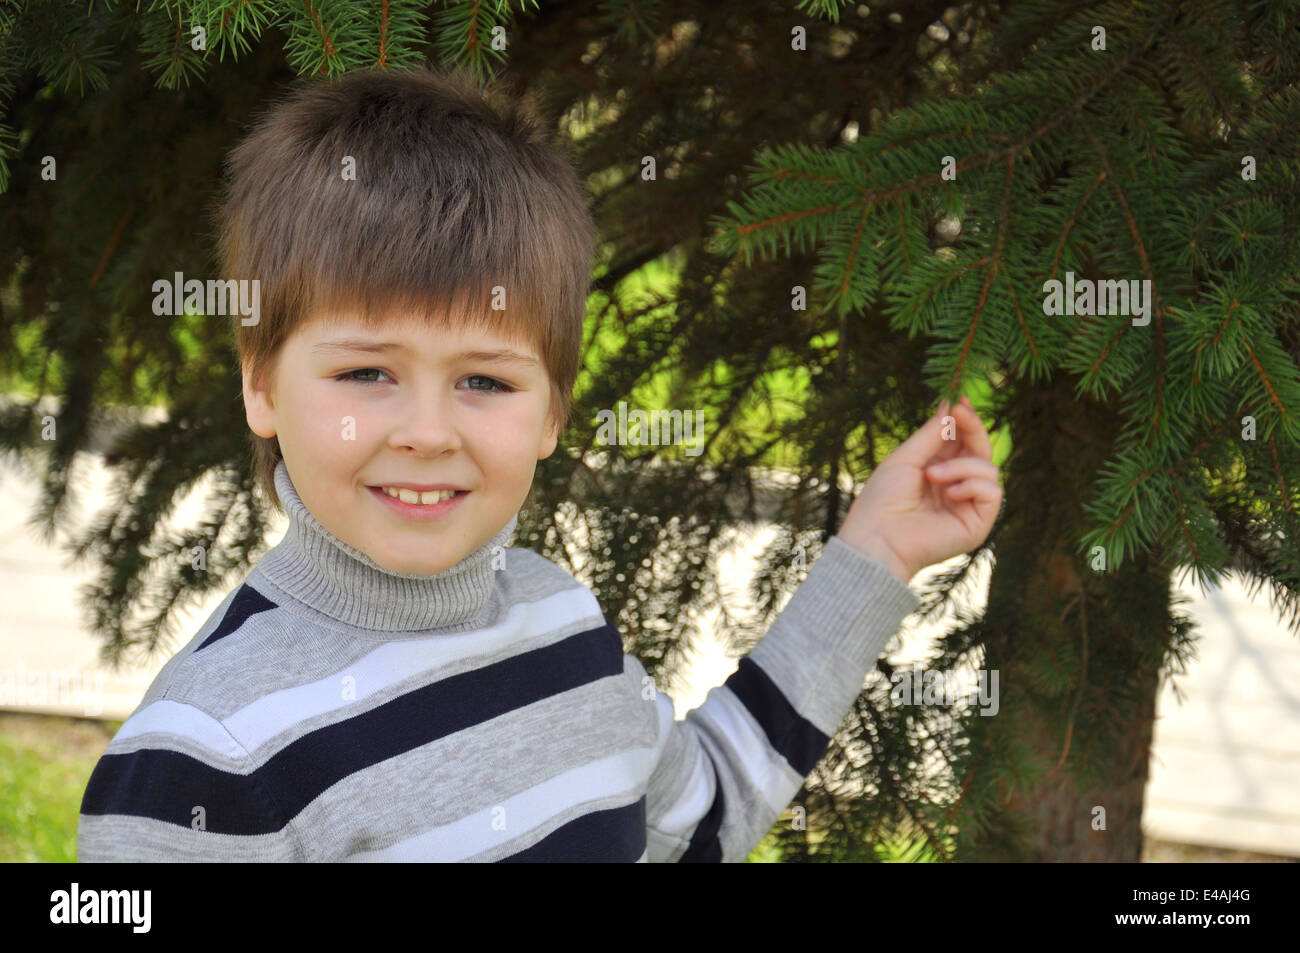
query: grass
[
  {"left": 745, "top": 825, "right": 945, "bottom": 862},
  {"left": 0, "top": 712, "right": 121, "bottom": 862}
]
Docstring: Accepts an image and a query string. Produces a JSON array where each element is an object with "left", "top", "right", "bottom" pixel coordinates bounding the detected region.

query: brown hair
[{"left": 212, "top": 66, "right": 595, "bottom": 514}]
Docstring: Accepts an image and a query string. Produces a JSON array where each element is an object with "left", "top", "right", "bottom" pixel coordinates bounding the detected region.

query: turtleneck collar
[{"left": 252, "top": 459, "right": 517, "bottom": 632}]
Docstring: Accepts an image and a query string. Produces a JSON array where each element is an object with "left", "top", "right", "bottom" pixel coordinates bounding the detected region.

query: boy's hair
[{"left": 213, "top": 66, "right": 596, "bottom": 515}]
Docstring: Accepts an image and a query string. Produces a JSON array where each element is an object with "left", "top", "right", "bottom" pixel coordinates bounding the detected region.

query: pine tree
[
  {"left": 710, "top": 1, "right": 1300, "bottom": 861},
  {"left": 2, "top": 1, "right": 1297, "bottom": 863}
]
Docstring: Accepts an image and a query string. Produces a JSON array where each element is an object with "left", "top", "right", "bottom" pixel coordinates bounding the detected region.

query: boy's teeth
[{"left": 381, "top": 487, "right": 459, "bottom": 504}]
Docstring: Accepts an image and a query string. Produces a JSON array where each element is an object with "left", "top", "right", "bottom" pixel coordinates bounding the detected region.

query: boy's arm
[
  {"left": 633, "top": 535, "right": 919, "bottom": 862},
  {"left": 78, "top": 700, "right": 302, "bottom": 862}
]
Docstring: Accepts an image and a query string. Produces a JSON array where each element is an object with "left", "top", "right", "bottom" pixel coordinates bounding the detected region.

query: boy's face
[{"left": 242, "top": 312, "right": 558, "bottom": 576}]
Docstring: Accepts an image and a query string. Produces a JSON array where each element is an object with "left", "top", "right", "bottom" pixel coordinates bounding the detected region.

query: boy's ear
[
  {"left": 538, "top": 412, "right": 559, "bottom": 460},
  {"left": 242, "top": 361, "right": 278, "bottom": 440},
  {"left": 538, "top": 416, "right": 559, "bottom": 460}
]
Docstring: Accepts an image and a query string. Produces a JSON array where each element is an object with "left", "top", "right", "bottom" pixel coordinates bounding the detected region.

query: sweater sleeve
[
  {"left": 77, "top": 700, "right": 302, "bottom": 862},
  {"left": 635, "top": 535, "right": 921, "bottom": 862}
]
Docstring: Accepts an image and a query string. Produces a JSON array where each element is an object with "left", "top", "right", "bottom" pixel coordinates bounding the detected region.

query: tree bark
[{"left": 959, "top": 372, "right": 1180, "bottom": 861}]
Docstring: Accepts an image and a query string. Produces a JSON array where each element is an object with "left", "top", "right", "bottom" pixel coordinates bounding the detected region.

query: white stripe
[
  {"left": 345, "top": 746, "right": 657, "bottom": 861},
  {"left": 646, "top": 691, "right": 718, "bottom": 837},
  {"left": 112, "top": 700, "right": 246, "bottom": 759},
  {"left": 652, "top": 755, "right": 715, "bottom": 837},
  {"left": 226, "top": 586, "right": 603, "bottom": 751},
  {"left": 676, "top": 684, "right": 793, "bottom": 819}
]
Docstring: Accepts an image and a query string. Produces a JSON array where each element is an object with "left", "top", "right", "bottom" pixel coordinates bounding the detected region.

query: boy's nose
[{"left": 386, "top": 389, "right": 463, "bottom": 455}]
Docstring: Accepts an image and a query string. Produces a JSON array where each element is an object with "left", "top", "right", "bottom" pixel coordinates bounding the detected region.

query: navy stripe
[
  {"left": 497, "top": 798, "right": 646, "bottom": 862},
  {"left": 80, "top": 746, "right": 286, "bottom": 834},
  {"left": 196, "top": 584, "right": 278, "bottom": 652},
  {"left": 262, "top": 623, "right": 624, "bottom": 817},
  {"left": 674, "top": 657, "right": 827, "bottom": 862},
  {"left": 726, "top": 656, "right": 829, "bottom": 776},
  {"left": 81, "top": 624, "right": 625, "bottom": 834}
]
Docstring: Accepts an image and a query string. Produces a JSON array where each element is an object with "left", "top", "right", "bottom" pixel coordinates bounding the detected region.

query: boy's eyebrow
[{"left": 311, "top": 338, "right": 539, "bottom": 367}]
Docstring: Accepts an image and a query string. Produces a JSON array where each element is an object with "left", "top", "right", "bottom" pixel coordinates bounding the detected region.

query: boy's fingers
[
  {"left": 927, "top": 456, "right": 1000, "bottom": 483},
  {"left": 944, "top": 478, "right": 1002, "bottom": 503},
  {"left": 952, "top": 400, "right": 994, "bottom": 461},
  {"left": 889, "top": 400, "right": 959, "bottom": 469},
  {"left": 891, "top": 396, "right": 992, "bottom": 469},
  {"left": 925, "top": 452, "right": 993, "bottom": 475}
]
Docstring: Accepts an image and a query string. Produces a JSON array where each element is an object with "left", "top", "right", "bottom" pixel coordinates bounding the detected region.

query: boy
[{"left": 77, "top": 68, "right": 1001, "bottom": 862}]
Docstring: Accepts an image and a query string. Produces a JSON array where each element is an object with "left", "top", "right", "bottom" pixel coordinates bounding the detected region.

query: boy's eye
[
  {"left": 462, "top": 374, "right": 515, "bottom": 394},
  {"left": 335, "top": 368, "right": 391, "bottom": 385},
  {"left": 333, "top": 369, "right": 514, "bottom": 394}
]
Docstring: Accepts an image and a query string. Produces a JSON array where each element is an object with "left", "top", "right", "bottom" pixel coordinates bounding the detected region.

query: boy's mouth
[
  {"left": 366, "top": 485, "right": 470, "bottom": 518},
  {"left": 371, "top": 485, "right": 465, "bottom": 504}
]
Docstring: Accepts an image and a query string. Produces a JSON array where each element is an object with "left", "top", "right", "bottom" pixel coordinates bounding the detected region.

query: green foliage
[
  {"left": 0, "top": 1, "right": 537, "bottom": 189},
  {"left": 712, "top": 0, "right": 1300, "bottom": 599}
]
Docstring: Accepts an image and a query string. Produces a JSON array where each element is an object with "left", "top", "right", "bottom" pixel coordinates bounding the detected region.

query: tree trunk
[{"left": 958, "top": 373, "right": 1181, "bottom": 861}]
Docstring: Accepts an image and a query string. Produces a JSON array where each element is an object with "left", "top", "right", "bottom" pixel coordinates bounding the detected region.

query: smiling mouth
[{"left": 370, "top": 486, "right": 468, "bottom": 505}]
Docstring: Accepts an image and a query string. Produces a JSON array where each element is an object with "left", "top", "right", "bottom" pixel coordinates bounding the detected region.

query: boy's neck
[{"left": 251, "top": 459, "right": 517, "bottom": 633}]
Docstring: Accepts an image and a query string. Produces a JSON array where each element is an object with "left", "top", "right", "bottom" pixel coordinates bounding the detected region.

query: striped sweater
[{"left": 78, "top": 460, "right": 919, "bottom": 862}]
